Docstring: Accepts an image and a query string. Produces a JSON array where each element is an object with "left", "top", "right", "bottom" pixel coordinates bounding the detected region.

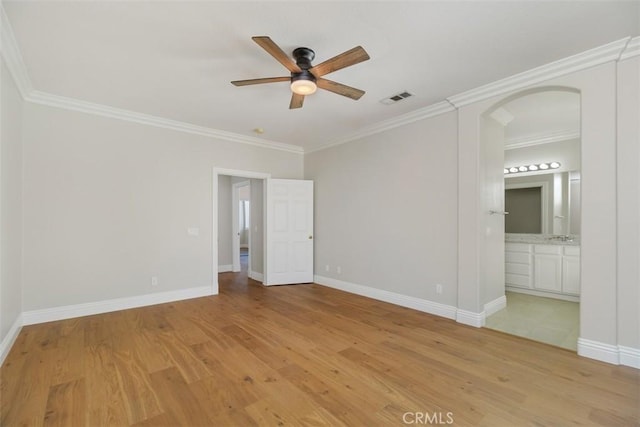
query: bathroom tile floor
[{"left": 485, "top": 291, "right": 579, "bottom": 351}]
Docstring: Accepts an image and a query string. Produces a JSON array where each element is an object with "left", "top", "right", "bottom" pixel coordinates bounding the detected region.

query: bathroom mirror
[{"left": 505, "top": 171, "right": 580, "bottom": 235}]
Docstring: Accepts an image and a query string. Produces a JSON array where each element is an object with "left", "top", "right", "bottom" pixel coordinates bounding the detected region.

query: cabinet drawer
[
  {"left": 534, "top": 245, "right": 562, "bottom": 255},
  {"left": 506, "top": 262, "right": 530, "bottom": 275},
  {"left": 506, "top": 252, "right": 531, "bottom": 264},
  {"left": 506, "top": 243, "right": 531, "bottom": 253},
  {"left": 564, "top": 246, "right": 580, "bottom": 256},
  {"left": 506, "top": 273, "right": 531, "bottom": 288}
]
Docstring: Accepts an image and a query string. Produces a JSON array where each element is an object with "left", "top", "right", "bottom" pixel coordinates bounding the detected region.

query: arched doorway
[{"left": 480, "top": 88, "right": 581, "bottom": 350}]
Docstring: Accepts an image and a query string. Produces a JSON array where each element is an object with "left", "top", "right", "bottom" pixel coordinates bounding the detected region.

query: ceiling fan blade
[
  {"left": 316, "top": 78, "right": 365, "bottom": 100},
  {"left": 289, "top": 93, "right": 305, "bottom": 109},
  {"left": 310, "top": 46, "right": 370, "bottom": 77},
  {"left": 231, "top": 76, "right": 291, "bottom": 86},
  {"left": 252, "top": 36, "right": 302, "bottom": 73}
]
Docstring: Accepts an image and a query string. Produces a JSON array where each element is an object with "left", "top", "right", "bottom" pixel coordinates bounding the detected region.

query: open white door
[{"left": 264, "top": 179, "right": 314, "bottom": 285}]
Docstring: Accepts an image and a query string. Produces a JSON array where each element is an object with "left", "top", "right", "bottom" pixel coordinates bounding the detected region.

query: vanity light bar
[{"left": 504, "top": 162, "right": 561, "bottom": 175}]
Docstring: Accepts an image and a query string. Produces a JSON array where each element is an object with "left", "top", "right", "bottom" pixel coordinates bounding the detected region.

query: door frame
[{"left": 212, "top": 168, "right": 271, "bottom": 295}]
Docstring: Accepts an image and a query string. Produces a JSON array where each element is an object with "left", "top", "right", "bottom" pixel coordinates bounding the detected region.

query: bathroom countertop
[{"left": 505, "top": 233, "right": 580, "bottom": 246}]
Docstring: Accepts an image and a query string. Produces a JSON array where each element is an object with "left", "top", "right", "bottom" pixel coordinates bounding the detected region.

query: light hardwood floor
[{"left": 1, "top": 268, "right": 638, "bottom": 426}]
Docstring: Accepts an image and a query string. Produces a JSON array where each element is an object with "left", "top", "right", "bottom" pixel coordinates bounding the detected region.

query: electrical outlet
[
  {"left": 151, "top": 276, "right": 158, "bottom": 286},
  {"left": 337, "top": 266, "right": 342, "bottom": 274},
  {"left": 325, "top": 265, "right": 330, "bottom": 272},
  {"left": 436, "top": 284, "right": 443, "bottom": 294}
]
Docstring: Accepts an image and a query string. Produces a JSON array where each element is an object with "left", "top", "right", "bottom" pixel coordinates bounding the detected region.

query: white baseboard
[
  {"left": 619, "top": 346, "right": 640, "bottom": 369},
  {"left": 575, "top": 339, "right": 640, "bottom": 369},
  {"left": 314, "top": 275, "right": 457, "bottom": 320},
  {"left": 218, "top": 264, "right": 233, "bottom": 273},
  {"left": 0, "top": 314, "right": 23, "bottom": 366},
  {"left": 578, "top": 338, "right": 620, "bottom": 365},
  {"left": 484, "top": 295, "right": 507, "bottom": 317},
  {"left": 22, "top": 286, "right": 213, "bottom": 326},
  {"left": 249, "top": 270, "right": 264, "bottom": 282},
  {"left": 456, "top": 309, "right": 485, "bottom": 327}
]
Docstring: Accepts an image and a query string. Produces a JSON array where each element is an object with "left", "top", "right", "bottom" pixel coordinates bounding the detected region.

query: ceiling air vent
[{"left": 380, "top": 91, "right": 414, "bottom": 105}]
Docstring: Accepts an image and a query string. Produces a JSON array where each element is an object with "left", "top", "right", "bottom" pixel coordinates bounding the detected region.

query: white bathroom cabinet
[{"left": 505, "top": 242, "right": 580, "bottom": 300}]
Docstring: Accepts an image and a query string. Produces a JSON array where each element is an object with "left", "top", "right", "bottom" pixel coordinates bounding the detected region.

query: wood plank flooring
[{"left": 1, "top": 268, "right": 639, "bottom": 426}]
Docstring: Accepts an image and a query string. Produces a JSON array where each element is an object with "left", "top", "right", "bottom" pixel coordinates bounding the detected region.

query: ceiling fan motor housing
[{"left": 292, "top": 47, "right": 315, "bottom": 70}]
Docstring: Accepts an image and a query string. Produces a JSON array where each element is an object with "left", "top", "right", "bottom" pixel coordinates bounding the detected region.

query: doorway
[
  {"left": 232, "top": 180, "right": 251, "bottom": 273},
  {"left": 212, "top": 168, "right": 271, "bottom": 295},
  {"left": 482, "top": 89, "right": 581, "bottom": 351},
  {"left": 212, "top": 168, "right": 314, "bottom": 293}
]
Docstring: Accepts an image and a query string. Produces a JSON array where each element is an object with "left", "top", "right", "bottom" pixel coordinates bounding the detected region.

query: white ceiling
[{"left": 3, "top": 1, "right": 638, "bottom": 152}]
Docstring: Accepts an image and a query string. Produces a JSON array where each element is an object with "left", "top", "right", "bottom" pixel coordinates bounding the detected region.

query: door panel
[{"left": 265, "top": 179, "right": 314, "bottom": 285}]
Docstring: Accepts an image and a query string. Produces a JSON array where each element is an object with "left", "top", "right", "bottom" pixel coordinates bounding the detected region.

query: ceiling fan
[{"left": 231, "top": 36, "right": 370, "bottom": 109}]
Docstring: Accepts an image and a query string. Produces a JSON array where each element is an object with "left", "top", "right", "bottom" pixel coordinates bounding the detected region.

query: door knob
[{"left": 308, "top": 235, "right": 313, "bottom": 240}]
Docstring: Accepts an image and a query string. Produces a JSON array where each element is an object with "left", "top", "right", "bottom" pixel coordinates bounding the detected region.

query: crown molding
[
  {"left": 505, "top": 129, "right": 580, "bottom": 150},
  {"left": 619, "top": 35, "right": 640, "bottom": 61},
  {"left": 306, "top": 101, "right": 455, "bottom": 154},
  {"left": 447, "top": 37, "right": 631, "bottom": 108},
  {"left": 0, "top": 4, "right": 33, "bottom": 97},
  {"left": 26, "top": 90, "right": 303, "bottom": 154}
]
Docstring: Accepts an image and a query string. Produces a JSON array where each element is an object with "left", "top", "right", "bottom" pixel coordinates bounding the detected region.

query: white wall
[
  {"left": 21, "top": 102, "right": 302, "bottom": 311},
  {"left": 217, "top": 175, "right": 232, "bottom": 269},
  {"left": 305, "top": 112, "right": 459, "bottom": 307},
  {"left": 616, "top": 56, "right": 640, "bottom": 353},
  {"left": 479, "top": 115, "right": 506, "bottom": 308},
  {"left": 0, "top": 59, "right": 23, "bottom": 352}
]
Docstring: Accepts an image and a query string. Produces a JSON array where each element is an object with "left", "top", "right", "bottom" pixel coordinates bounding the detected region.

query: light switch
[{"left": 187, "top": 227, "right": 199, "bottom": 236}]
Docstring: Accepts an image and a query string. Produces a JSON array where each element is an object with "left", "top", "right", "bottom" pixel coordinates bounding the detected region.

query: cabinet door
[
  {"left": 562, "top": 256, "right": 580, "bottom": 295},
  {"left": 534, "top": 254, "right": 562, "bottom": 292}
]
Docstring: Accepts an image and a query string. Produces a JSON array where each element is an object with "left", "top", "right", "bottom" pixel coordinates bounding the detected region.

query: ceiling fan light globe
[{"left": 291, "top": 79, "right": 317, "bottom": 95}]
